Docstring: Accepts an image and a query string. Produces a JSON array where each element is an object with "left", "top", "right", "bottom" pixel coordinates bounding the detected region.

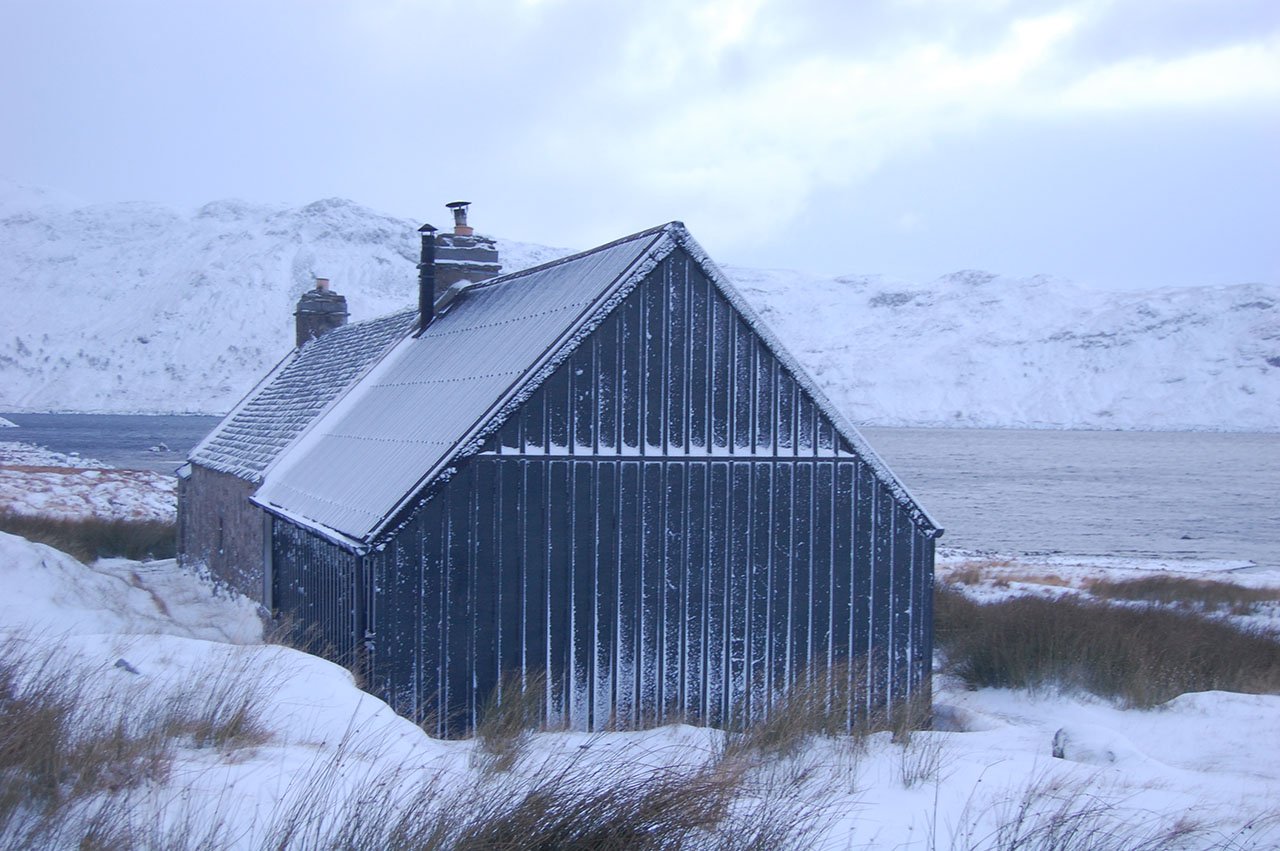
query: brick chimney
[
  {"left": 295, "top": 276, "right": 349, "bottom": 347},
  {"left": 432, "top": 201, "right": 501, "bottom": 296}
]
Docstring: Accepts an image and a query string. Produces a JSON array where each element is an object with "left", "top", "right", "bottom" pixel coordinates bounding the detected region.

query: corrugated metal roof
[
  {"left": 253, "top": 226, "right": 669, "bottom": 541},
  {"left": 189, "top": 307, "right": 417, "bottom": 481}
]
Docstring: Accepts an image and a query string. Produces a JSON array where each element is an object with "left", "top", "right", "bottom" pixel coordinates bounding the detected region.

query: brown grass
[
  {"left": 1085, "top": 574, "right": 1280, "bottom": 616},
  {"left": 719, "top": 662, "right": 868, "bottom": 762},
  {"left": 946, "top": 772, "right": 1227, "bottom": 851},
  {"left": 0, "top": 636, "right": 269, "bottom": 848},
  {"left": 935, "top": 585, "right": 1280, "bottom": 707},
  {"left": 473, "top": 671, "right": 554, "bottom": 773},
  {"left": 715, "top": 660, "right": 927, "bottom": 765},
  {"left": 1003, "top": 571, "right": 1072, "bottom": 587},
  {"left": 265, "top": 733, "right": 833, "bottom": 851},
  {"left": 0, "top": 510, "right": 175, "bottom": 562}
]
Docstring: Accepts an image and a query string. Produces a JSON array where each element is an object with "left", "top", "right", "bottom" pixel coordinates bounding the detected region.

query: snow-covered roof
[
  {"left": 250, "top": 222, "right": 941, "bottom": 547},
  {"left": 189, "top": 307, "right": 417, "bottom": 481},
  {"left": 252, "top": 226, "right": 670, "bottom": 543}
]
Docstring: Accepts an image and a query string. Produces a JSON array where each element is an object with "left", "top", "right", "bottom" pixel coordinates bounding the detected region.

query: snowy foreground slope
[
  {"left": 3, "top": 528, "right": 1278, "bottom": 849},
  {"left": 2, "top": 180, "right": 1277, "bottom": 429}
]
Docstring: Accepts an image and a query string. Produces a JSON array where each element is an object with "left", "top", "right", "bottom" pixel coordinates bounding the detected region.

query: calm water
[
  {"left": 3, "top": 414, "right": 1277, "bottom": 570},
  {"left": 0, "top": 413, "right": 221, "bottom": 473},
  {"left": 863, "top": 427, "right": 1280, "bottom": 571}
]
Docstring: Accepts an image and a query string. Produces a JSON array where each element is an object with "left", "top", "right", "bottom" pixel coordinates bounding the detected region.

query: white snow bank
[
  {"left": 0, "top": 530, "right": 459, "bottom": 844},
  {"left": 0, "top": 532, "right": 260, "bottom": 642},
  {"left": 0, "top": 416, "right": 15, "bottom": 427}
]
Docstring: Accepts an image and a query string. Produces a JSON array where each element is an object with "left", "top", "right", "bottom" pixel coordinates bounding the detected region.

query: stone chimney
[
  {"left": 432, "top": 201, "right": 501, "bottom": 297},
  {"left": 295, "top": 276, "right": 349, "bottom": 347}
]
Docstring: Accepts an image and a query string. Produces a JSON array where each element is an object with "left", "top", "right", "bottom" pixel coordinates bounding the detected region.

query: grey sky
[{"left": 3, "top": 0, "right": 1277, "bottom": 289}]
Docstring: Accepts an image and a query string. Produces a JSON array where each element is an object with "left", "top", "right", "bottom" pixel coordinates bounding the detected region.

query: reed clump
[{"left": 935, "top": 585, "right": 1280, "bottom": 707}]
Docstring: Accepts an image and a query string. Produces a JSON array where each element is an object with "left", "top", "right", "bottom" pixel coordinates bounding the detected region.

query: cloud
[
  {"left": 514, "top": 0, "right": 1277, "bottom": 251},
  {"left": 532, "top": 7, "right": 1082, "bottom": 243},
  {"left": 4, "top": 0, "right": 1275, "bottom": 286},
  {"left": 1056, "top": 37, "right": 1280, "bottom": 110}
]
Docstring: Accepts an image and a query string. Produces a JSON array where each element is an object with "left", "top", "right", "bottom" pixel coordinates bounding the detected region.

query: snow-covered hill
[{"left": 2, "top": 181, "right": 1276, "bottom": 430}]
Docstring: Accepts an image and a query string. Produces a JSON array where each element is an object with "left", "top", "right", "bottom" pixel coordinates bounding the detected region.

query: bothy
[{"left": 180, "top": 212, "right": 942, "bottom": 735}]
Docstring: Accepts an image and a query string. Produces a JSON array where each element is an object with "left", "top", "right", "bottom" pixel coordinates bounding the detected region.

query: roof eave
[{"left": 251, "top": 495, "right": 370, "bottom": 554}]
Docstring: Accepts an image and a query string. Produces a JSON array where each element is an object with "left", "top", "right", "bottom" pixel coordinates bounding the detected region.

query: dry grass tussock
[
  {"left": 0, "top": 635, "right": 271, "bottom": 850},
  {"left": 1085, "top": 574, "right": 1280, "bottom": 616},
  {"left": 944, "top": 559, "right": 1015, "bottom": 586},
  {"left": 0, "top": 632, "right": 840, "bottom": 850},
  {"left": 944, "top": 559, "right": 1081, "bottom": 590},
  {"left": 473, "top": 670, "right": 557, "bottom": 772},
  {"left": 469, "top": 657, "right": 936, "bottom": 771},
  {"left": 714, "top": 659, "right": 928, "bottom": 761},
  {"left": 935, "top": 585, "right": 1280, "bottom": 707},
  {"left": 267, "top": 733, "right": 836, "bottom": 851},
  {"left": 265, "top": 612, "right": 367, "bottom": 690},
  {"left": 0, "top": 510, "right": 175, "bottom": 562}
]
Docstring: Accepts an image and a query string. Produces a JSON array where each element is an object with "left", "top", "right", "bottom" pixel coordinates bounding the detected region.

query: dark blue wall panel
[{"left": 278, "top": 247, "right": 936, "bottom": 736}]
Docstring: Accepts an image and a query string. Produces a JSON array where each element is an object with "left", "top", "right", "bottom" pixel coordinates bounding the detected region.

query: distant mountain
[{"left": 2, "top": 181, "right": 1276, "bottom": 430}]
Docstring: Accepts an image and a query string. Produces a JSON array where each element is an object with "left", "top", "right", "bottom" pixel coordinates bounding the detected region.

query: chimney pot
[
  {"left": 446, "top": 200, "right": 473, "bottom": 236},
  {"left": 315, "top": 277, "right": 330, "bottom": 292}
]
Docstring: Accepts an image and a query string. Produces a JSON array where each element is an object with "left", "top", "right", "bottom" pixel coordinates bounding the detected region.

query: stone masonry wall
[{"left": 178, "top": 463, "right": 266, "bottom": 604}]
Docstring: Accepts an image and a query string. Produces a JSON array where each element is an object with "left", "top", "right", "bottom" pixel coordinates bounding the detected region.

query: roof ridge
[
  {"left": 326, "top": 303, "right": 416, "bottom": 332},
  {"left": 469, "top": 222, "right": 680, "bottom": 291}
]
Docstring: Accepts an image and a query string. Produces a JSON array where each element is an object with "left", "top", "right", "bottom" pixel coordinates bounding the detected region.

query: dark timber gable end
[{"left": 266, "top": 228, "right": 941, "bottom": 735}]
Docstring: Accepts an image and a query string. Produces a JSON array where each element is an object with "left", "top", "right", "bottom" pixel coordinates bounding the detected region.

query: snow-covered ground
[
  {"left": 0, "top": 439, "right": 107, "bottom": 469},
  {"left": 1, "top": 525, "right": 1277, "bottom": 848},
  {"left": 0, "top": 439, "right": 176, "bottom": 522},
  {"left": 2, "top": 180, "right": 1277, "bottom": 430},
  {"left": 0, "top": 466, "right": 176, "bottom": 522}
]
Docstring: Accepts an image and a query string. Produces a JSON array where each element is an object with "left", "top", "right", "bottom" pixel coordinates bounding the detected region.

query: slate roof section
[
  {"left": 253, "top": 226, "right": 670, "bottom": 541},
  {"left": 189, "top": 306, "right": 417, "bottom": 481}
]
